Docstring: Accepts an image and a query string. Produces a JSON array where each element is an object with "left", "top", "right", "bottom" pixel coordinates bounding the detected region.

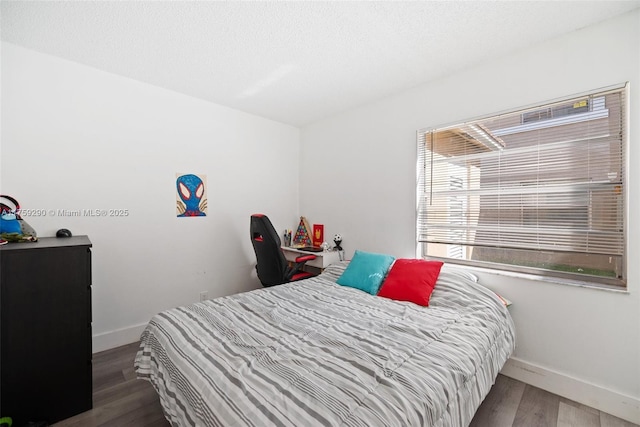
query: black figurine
[{"left": 333, "top": 234, "right": 343, "bottom": 251}]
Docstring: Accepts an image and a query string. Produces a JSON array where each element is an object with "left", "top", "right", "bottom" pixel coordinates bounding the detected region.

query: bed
[{"left": 135, "top": 261, "right": 515, "bottom": 427}]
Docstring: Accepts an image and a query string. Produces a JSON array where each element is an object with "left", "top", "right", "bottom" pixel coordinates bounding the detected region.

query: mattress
[{"left": 135, "top": 262, "right": 515, "bottom": 427}]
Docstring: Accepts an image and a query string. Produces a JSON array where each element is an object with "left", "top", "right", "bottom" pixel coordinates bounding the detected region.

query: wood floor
[{"left": 53, "top": 342, "right": 638, "bottom": 427}]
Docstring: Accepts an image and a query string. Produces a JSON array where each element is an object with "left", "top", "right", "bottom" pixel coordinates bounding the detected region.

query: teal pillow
[{"left": 336, "top": 250, "right": 396, "bottom": 294}]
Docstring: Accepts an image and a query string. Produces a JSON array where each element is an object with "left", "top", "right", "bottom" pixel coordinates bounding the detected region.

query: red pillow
[{"left": 377, "top": 259, "right": 444, "bottom": 307}]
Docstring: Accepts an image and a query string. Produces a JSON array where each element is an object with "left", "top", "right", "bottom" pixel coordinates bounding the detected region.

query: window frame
[{"left": 416, "top": 83, "right": 628, "bottom": 290}]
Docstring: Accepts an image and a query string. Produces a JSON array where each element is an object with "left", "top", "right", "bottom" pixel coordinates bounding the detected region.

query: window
[{"left": 417, "top": 84, "right": 627, "bottom": 288}]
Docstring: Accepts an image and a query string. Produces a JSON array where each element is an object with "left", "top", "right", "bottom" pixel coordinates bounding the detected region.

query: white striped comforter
[{"left": 135, "top": 262, "right": 515, "bottom": 427}]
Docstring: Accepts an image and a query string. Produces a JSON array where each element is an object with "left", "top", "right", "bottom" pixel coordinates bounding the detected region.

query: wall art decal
[{"left": 176, "top": 173, "right": 207, "bottom": 217}]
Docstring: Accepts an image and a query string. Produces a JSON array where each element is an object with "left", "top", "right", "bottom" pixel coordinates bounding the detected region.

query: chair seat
[{"left": 290, "top": 271, "right": 315, "bottom": 282}]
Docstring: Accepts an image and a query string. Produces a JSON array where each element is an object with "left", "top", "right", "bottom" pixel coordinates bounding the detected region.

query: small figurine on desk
[
  {"left": 283, "top": 229, "right": 292, "bottom": 247},
  {"left": 333, "top": 234, "right": 343, "bottom": 251},
  {"left": 333, "top": 234, "right": 345, "bottom": 261}
]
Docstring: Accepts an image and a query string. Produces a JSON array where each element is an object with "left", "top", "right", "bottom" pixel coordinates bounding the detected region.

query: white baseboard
[
  {"left": 501, "top": 357, "right": 640, "bottom": 425},
  {"left": 92, "top": 322, "right": 148, "bottom": 353}
]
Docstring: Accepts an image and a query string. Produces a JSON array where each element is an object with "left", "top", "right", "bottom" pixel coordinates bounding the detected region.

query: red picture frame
[{"left": 312, "top": 224, "right": 324, "bottom": 247}]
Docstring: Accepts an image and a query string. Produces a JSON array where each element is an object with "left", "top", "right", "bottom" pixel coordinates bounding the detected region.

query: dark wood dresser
[{"left": 0, "top": 236, "right": 92, "bottom": 425}]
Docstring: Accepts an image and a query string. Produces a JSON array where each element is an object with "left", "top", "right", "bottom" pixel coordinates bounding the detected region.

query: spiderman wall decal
[{"left": 176, "top": 173, "right": 208, "bottom": 217}]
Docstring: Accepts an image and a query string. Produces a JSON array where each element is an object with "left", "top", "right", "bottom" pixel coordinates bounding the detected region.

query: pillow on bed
[
  {"left": 440, "top": 264, "right": 479, "bottom": 282},
  {"left": 377, "top": 259, "right": 444, "bottom": 306},
  {"left": 336, "top": 250, "right": 395, "bottom": 294}
]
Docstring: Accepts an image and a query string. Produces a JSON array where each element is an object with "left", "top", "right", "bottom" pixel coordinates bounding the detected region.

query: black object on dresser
[{"left": 0, "top": 236, "right": 92, "bottom": 426}]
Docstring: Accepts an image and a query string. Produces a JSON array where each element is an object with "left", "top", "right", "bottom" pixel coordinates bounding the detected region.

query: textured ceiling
[{"left": 2, "top": 1, "right": 639, "bottom": 127}]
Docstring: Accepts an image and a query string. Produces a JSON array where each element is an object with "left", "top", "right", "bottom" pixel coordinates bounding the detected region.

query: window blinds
[{"left": 417, "top": 85, "right": 626, "bottom": 282}]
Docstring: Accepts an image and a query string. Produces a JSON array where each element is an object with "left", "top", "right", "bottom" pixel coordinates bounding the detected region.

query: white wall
[
  {"left": 300, "top": 10, "right": 640, "bottom": 424},
  {"left": 1, "top": 42, "right": 301, "bottom": 352}
]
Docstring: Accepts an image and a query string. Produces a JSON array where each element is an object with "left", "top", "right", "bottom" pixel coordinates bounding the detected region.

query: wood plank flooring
[
  {"left": 52, "top": 342, "right": 168, "bottom": 427},
  {"left": 53, "top": 342, "right": 638, "bottom": 427},
  {"left": 469, "top": 375, "right": 638, "bottom": 427}
]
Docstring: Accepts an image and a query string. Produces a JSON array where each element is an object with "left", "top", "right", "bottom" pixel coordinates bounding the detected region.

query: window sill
[{"left": 446, "top": 262, "right": 629, "bottom": 294}]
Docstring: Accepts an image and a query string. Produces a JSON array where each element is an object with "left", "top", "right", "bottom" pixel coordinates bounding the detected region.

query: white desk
[{"left": 281, "top": 247, "right": 340, "bottom": 270}]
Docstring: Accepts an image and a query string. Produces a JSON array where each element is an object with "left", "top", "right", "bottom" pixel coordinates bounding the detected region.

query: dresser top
[{"left": 0, "top": 235, "right": 91, "bottom": 251}]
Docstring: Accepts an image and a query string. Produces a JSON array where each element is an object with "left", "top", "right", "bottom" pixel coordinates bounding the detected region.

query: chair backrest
[{"left": 250, "top": 214, "right": 289, "bottom": 287}]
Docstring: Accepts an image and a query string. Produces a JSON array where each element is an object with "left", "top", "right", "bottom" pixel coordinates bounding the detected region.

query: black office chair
[{"left": 250, "top": 214, "right": 317, "bottom": 287}]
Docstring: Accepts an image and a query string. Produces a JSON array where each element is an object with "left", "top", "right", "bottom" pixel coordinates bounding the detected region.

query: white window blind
[{"left": 417, "top": 85, "right": 626, "bottom": 287}]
